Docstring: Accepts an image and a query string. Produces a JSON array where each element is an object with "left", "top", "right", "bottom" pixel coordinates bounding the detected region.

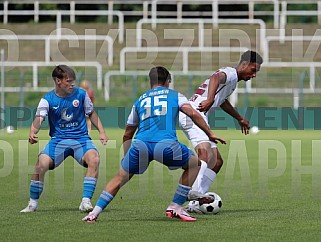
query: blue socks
[
  {"left": 30, "top": 180, "right": 44, "bottom": 199},
  {"left": 172, "top": 184, "right": 191, "bottom": 206},
  {"left": 82, "top": 176, "right": 97, "bottom": 200},
  {"left": 96, "top": 190, "right": 114, "bottom": 210}
]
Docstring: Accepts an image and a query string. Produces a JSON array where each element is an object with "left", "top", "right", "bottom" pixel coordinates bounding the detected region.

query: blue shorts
[
  {"left": 40, "top": 137, "right": 98, "bottom": 169},
  {"left": 121, "top": 139, "right": 194, "bottom": 174}
]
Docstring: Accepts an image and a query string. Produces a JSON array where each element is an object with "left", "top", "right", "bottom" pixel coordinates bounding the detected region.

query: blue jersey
[
  {"left": 36, "top": 87, "right": 94, "bottom": 139},
  {"left": 127, "top": 86, "right": 189, "bottom": 142}
]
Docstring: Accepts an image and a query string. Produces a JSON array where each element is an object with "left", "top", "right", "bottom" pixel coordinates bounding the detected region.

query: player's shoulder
[
  {"left": 72, "top": 87, "right": 86, "bottom": 97},
  {"left": 43, "top": 89, "right": 55, "bottom": 100},
  {"left": 218, "top": 66, "right": 236, "bottom": 73},
  {"left": 77, "top": 87, "right": 86, "bottom": 94}
]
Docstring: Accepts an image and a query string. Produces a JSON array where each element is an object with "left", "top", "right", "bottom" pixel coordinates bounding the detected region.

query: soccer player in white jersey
[
  {"left": 20, "top": 65, "right": 109, "bottom": 213},
  {"left": 82, "top": 66, "right": 226, "bottom": 223},
  {"left": 179, "top": 50, "right": 263, "bottom": 213}
]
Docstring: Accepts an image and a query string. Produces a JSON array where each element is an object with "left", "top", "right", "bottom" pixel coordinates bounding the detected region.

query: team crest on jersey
[{"left": 72, "top": 99, "right": 80, "bottom": 107}]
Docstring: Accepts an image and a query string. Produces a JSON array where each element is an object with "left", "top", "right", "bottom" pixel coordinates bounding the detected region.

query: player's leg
[
  {"left": 196, "top": 146, "right": 218, "bottom": 194},
  {"left": 185, "top": 143, "right": 217, "bottom": 213},
  {"left": 206, "top": 149, "right": 223, "bottom": 190},
  {"left": 160, "top": 142, "right": 200, "bottom": 222},
  {"left": 83, "top": 166, "right": 134, "bottom": 222},
  {"left": 83, "top": 141, "right": 144, "bottom": 222},
  {"left": 78, "top": 147, "right": 100, "bottom": 213},
  {"left": 180, "top": 118, "right": 217, "bottom": 194},
  {"left": 192, "top": 141, "right": 215, "bottom": 191},
  {"left": 212, "top": 149, "right": 223, "bottom": 173},
  {"left": 20, "top": 154, "right": 53, "bottom": 212},
  {"left": 166, "top": 154, "right": 200, "bottom": 222}
]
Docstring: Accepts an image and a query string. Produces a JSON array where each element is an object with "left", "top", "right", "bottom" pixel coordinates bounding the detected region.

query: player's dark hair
[
  {"left": 52, "top": 65, "right": 76, "bottom": 81},
  {"left": 149, "top": 66, "right": 171, "bottom": 86},
  {"left": 240, "top": 50, "right": 263, "bottom": 64}
]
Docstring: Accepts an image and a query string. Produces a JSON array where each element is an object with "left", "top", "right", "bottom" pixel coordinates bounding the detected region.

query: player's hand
[
  {"left": 29, "top": 134, "right": 38, "bottom": 144},
  {"left": 197, "top": 100, "right": 214, "bottom": 113},
  {"left": 209, "top": 134, "right": 226, "bottom": 145},
  {"left": 99, "top": 132, "right": 109, "bottom": 145},
  {"left": 239, "top": 118, "right": 250, "bottom": 135}
]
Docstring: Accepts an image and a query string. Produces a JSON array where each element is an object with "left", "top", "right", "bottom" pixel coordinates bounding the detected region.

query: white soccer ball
[
  {"left": 250, "top": 126, "right": 260, "bottom": 134},
  {"left": 6, "top": 126, "right": 14, "bottom": 134},
  {"left": 199, "top": 192, "right": 222, "bottom": 214}
]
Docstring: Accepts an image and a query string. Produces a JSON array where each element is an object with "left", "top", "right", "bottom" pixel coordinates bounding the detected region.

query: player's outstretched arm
[
  {"left": 29, "top": 116, "right": 44, "bottom": 144},
  {"left": 180, "top": 103, "right": 226, "bottom": 144},
  {"left": 220, "top": 100, "right": 250, "bottom": 135},
  {"left": 89, "top": 111, "right": 109, "bottom": 145}
]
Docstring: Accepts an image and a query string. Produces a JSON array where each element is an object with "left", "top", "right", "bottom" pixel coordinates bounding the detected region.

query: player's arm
[
  {"left": 220, "top": 99, "right": 250, "bottom": 135},
  {"left": 122, "top": 125, "right": 137, "bottom": 155},
  {"left": 197, "top": 72, "right": 226, "bottom": 113},
  {"left": 180, "top": 103, "right": 226, "bottom": 144},
  {"left": 29, "top": 116, "right": 44, "bottom": 144},
  {"left": 29, "top": 98, "right": 48, "bottom": 144},
  {"left": 122, "top": 105, "right": 139, "bottom": 155},
  {"left": 89, "top": 111, "right": 109, "bottom": 145}
]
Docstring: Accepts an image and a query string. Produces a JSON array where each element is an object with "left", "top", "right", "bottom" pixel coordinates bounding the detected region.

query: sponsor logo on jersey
[{"left": 61, "top": 108, "right": 73, "bottom": 121}]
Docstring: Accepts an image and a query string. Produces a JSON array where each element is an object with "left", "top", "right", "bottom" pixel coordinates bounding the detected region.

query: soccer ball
[
  {"left": 199, "top": 192, "right": 222, "bottom": 214},
  {"left": 6, "top": 126, "right": 14, "bottom": 134},
  {"left": 250, "top": 126, "right": 260, "bottom": 134}
]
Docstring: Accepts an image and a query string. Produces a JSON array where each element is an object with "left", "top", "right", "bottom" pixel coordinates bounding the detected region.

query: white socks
[
  {"left": 192, "top": 160, "right": 207, "bottom": 191},
  {"left": 29, "top": 198, "right": 38, "bottom": 208},
  {"left": 92, "top": 206, "right": 103, "bottom": 216},
  {"left": 199, "top": 168, "right": 216, "bottom": 194},
  {"left": 192, "top": 160, "right": 217, "bottom": 194}
]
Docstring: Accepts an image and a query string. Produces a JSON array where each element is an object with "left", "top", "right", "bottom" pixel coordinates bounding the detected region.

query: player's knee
[
  {"left": 197, "top": 148, "right": 211, "bottom": 162},
  {"left": 34, "top": 161, "right": 50, "bottom": 175},
  {"left": 87, "top": 155, "right": 100, "bottom": 168},
  {"left": 197, "top": 149, "right": 216, "bottom": 170}
]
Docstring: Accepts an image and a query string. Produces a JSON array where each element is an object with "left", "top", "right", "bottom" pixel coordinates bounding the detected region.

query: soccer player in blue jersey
[
  {"left": 20, "top": 65, "right": 109, "bottom": 213},
  {"left": 82, "top": 66, "right": 226, "bottom": 223}
]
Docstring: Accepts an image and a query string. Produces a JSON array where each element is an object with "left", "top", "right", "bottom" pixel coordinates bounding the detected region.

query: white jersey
[
  {"left": 189, "top": 67, "right": 238, "bottom": 115},
  {"left": 179, "top": 66, "right": 238, "bottom": 148}
]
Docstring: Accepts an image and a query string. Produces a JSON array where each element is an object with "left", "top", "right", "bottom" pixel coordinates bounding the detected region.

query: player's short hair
[
  {"left": 52, "top": 65, "right": 76, "bottom": 81},
  {"left": 149, "top": 66, "right": 172, "bottom": 86},
  {"left": 240, "top": 50, "right": 263, "bottom": 64}
]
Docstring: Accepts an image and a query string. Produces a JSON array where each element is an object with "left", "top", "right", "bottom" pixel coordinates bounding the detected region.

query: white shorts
[{"left": 179, "top": 110, "right": 217, "bottom": 149}]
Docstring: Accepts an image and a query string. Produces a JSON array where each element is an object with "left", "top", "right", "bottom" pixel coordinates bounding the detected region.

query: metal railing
[
  {"left": 2, "top": 61, "right": 102, "bottom": 91},
  {"left": 2, "top": 0, "right": 320, "bottom": 30},
  {"left": 119, "top": 46, "right": 247, "bottom": 73},
  {"left": 0, "top": 8, "right": 124, "bottom": 43},
  {"left": 0, "top": 33, "right": 114, "bottom": 77},
  {"left": 136, "top": 18, "right": 266, "bottom": 52}
]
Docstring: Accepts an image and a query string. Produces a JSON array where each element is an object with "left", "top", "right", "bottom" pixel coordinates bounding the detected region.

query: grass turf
[{"left": 0, "top": 128, "right": 320, "bottom": 241}]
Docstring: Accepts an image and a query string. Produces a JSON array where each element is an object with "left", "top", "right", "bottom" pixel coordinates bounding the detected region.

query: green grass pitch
[{"left": 0, "top": 128, "right": 320, "bottom": 241}]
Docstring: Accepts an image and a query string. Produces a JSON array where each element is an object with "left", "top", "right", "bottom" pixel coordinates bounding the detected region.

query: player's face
[
  {"left": 57, "top": 76, "right": 75, "bottom": 94},
  {"left": 240, "top": 62, "right": 261, "bottom": 81}
]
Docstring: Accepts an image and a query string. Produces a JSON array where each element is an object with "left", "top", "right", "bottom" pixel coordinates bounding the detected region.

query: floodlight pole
[{"left": 1, "top": 49, "right": 5, "bottom": 134}]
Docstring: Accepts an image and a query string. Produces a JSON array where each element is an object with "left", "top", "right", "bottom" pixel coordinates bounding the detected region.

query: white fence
[
  {"left": 0, "top": 9, "right": 124, "bottom": 43},
  {"left": 2, "top": 61, "right": 103, "bottom": 91},
  {"left": 120, "top": 46, "right": 248, "bottom": 73},
  {"left": 1, "top": 1, "right": 321, "bottom": 107},
  {"left": 2, "top": 0, "right": 321, "bottom": 30},
  {"left": 0, "top": 34, "right": 114, "bottom": 68},
  {"left": 136, "top": 18, "right": 266, "bottom": 52}
]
